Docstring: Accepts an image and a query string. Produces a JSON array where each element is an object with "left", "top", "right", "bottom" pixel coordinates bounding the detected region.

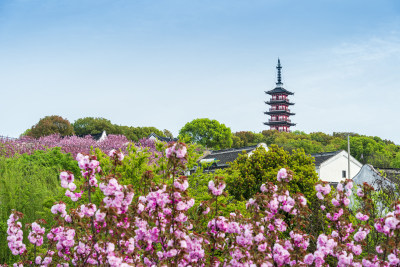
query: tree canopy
[
  {"left": 73, "top": 117, "right": 121, "bottom": 136},
  {"left": 178, "top": 118, "right": 233, "bottom": 150},
  {"left": 118, "top": 126, "right": 166, "bottom": 142},
  {"left": 23, "top": 115, "right": 171, "bottom": 142},
  {"left": 29, "top": 115, "right": 74, "bottom": 138},
  {"left": 226, "top": 144, "right": 319, "bottom": 202}
]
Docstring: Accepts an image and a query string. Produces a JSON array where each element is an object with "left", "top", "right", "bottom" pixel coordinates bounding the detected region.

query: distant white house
[
  {"left": 97, "top": 131, "right": 107, "bottom": 142},
  {"left": 311, "top": 150, "right": 363, "bottom": 184}
]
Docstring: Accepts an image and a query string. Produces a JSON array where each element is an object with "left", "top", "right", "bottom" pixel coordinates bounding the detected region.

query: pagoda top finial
[{"left": 276, "top": 58, "right": 282, "bottom": 85}]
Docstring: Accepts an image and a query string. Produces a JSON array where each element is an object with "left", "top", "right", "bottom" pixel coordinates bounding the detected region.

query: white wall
[{"left": 318, "top": 151, "right": 362, "bottom": 183}]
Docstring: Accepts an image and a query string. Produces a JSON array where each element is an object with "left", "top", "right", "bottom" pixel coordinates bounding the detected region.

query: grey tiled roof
[
  {"left": 353, "top": 164, "right": 394, "bottom": 190},
  {"left": 201, "top": 145, "right": 258, "bottom": 168},
  {"left": 311, "top": 150, "right": 342, "bottom": 167},
  {"left": 149, "top": 133, "right": 178, "bottom": 142}
]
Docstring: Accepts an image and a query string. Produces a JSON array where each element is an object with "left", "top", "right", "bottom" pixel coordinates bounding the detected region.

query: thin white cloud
[
  {"left": 291, "top": 34, "right": 400, "bottom": 143},
  {"left": 333, "top": 35, "right": 400, "bottom": 63}
]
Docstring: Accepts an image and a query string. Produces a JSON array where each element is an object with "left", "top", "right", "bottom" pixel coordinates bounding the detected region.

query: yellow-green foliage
[
  {"left": 226, "top": 144, "right": 319, "bottom": 201},
  {"left": 0, "top": 148, "right": 77, "bottom": 264},
  {"left": 187, "top": 166, "right": 249, "bottom": 234}
]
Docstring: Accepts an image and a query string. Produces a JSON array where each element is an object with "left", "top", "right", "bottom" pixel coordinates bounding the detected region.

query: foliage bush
[
  {"left": 4, "top": 135, "right": 400, "bottom": 266},
  {"left": 226, "top": 144, "right": 319, "bottom": 202},
  {"left": 3, "top": 142, "right": 400, "bottom": 266},
  {"left": 0, "top": 148, "right": 77, "bottom": 264}
]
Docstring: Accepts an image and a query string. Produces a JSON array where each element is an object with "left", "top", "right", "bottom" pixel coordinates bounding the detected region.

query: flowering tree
[
  {"left": 28, "top": 115, "right": 75, "bottom": 138},
  {"left": 0, "top": 134, "right": 130, "bottom": 158},
  {"left": 3, "top": 141, "right": 400, "bottom": 266}
]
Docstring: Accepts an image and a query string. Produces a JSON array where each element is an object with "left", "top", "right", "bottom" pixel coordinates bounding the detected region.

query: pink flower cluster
[
  {"left": 328, "top": 181, "right": 352, "bottom": 208},
  {"left": 203, "top": 174, "right": 314, "bottom": 266},
  {"left": 47, "top": 227, "right": 75, "bottom": 261},
  {"left": 51, "top": 203, "right": 67, "bottom": 217},
  {"left": 174, "top": 180, "right": 189, "bottom": 191},
  {"left": 35, "top": 254, "right": 53, "bottom": 266},
  {"left": 165, "top": 143, "right": 187, "bottom": 159},
  {"left": 60, "top": 171, "right": 83, "bottom": 202},
  {"left": 315, "top": 183, "right": 331, "bottom": 200},
  {"left": 77, "top": 204, "right": 97, "bottom": 218},
  {"left": 6, "top": 213, "right": 26, "bottom": 255},
  {"left": 76, "top": 153, "right": 100, "bottom": 187},
  {"left": 28, "top": 222, "right": 45, "bottom": 246},
  {"left": 277, "top": 168, "right": 291, "bottom": 182},
  {"left": 208, "top": 180, "right": 226, "bottom": 196},
  {"left": 355, "top": 212, "right": 369, "bottom": 221},
  {"left": 375, "top": 209, "right": 400, "bottom": 235},
  {"left": 99, "top": 178, "right": 134, "bottom": 214},
  {"left": 60, "top": 171, "right": 75, "bottom": 189},
  {"left": 109, "top": 149, "right": 124, "bottom": 161},
  {"left": 133, "top": 176, "right": 204, "bottom": 265}
]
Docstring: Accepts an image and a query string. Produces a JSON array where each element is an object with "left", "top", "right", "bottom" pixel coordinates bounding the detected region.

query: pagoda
[{"left": 264, "top": 59, "right": 296, "bottom": 132}]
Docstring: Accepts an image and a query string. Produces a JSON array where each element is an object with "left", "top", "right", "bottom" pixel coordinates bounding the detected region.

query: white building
[{"left": 312, "top": 150, "right": 363, "bottom": 184}]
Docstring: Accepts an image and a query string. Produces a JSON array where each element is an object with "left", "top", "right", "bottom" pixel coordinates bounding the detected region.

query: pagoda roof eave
[
  {"left": 265, "top": 87, "right": 294, "bottom": 95},
  {"left": 264, "top": 111, "right": 295, "bottom": 116},
  {"left": 265, "top": 100, "right": 295, "bottom": 105},
  {"left": 264, "top": 122, "right": 296, "bottom": 126}
]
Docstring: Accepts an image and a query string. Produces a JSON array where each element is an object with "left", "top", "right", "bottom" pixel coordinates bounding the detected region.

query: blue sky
[{"left": 1, "top": 0, "right": 400, "bottom": 143}]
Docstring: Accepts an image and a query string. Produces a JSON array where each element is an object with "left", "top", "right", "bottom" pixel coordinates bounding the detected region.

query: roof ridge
[
  {"left": 311, "top": 150, "right": 342, "bottom": 157},
  {"left": 210, "top": 145, "right": 257, "bottom": 154},
  {"left": 374, "top": 167, "right": 400, "bottom": 171}
]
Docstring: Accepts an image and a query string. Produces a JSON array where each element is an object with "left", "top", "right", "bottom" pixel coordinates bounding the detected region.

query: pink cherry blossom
[{"left": 356, "top": 212, "right": 369, "bottom": 221}]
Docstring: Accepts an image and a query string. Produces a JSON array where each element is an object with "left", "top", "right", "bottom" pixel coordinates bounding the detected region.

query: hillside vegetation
[{"left": 232, "top": 130, "right": 400, "bottom": 168}]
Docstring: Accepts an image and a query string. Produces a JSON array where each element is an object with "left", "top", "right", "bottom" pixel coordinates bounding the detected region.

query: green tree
[
  {"left": 261, "top": 130, "right": 281, "bottom": 145},
  {"left": 73, "top": 117, "right": 121, "bottom": 136},
  {"left": 392, "top": 152, "right": 400, "bottom": 168},
  {"left": 340, "top": 136, "right": 395, "bottom": 166},
  {"left": 232, "top": 135, "right": 244, "bottom": 148},
  {"left": 19, "top": 128, "right": 32, "bottom": 137},
  {"left": 309, "top": 132, "right": 333, "bottom": 146},
  {"left": 226, "top": 144, "right": 319, "bottom": 202},
  {"left": 163, "top": 129, "right": 174, "bottom": 139},
  {"left": 234, "top": 131, "right": 256, "bottom": 146},
  {"left": 279, "top": 139, "right": 324, "bottom": 154},
  {"left": 119, "top": 126, "right": 165, "bottom": 142},
  {"left": 29, "top": 115, "right": 74, "bottom": 138},
  {"left": 179, "top": 118, "right": 233, "bottom": 150}
]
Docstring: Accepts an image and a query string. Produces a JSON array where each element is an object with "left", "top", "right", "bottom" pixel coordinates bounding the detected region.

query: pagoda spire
[
  {"left": 264, "top": 58, "right": 296, "bottom": 132},
  {"left": 276, "top": 58, "right": 282, "bottom": 86}
]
